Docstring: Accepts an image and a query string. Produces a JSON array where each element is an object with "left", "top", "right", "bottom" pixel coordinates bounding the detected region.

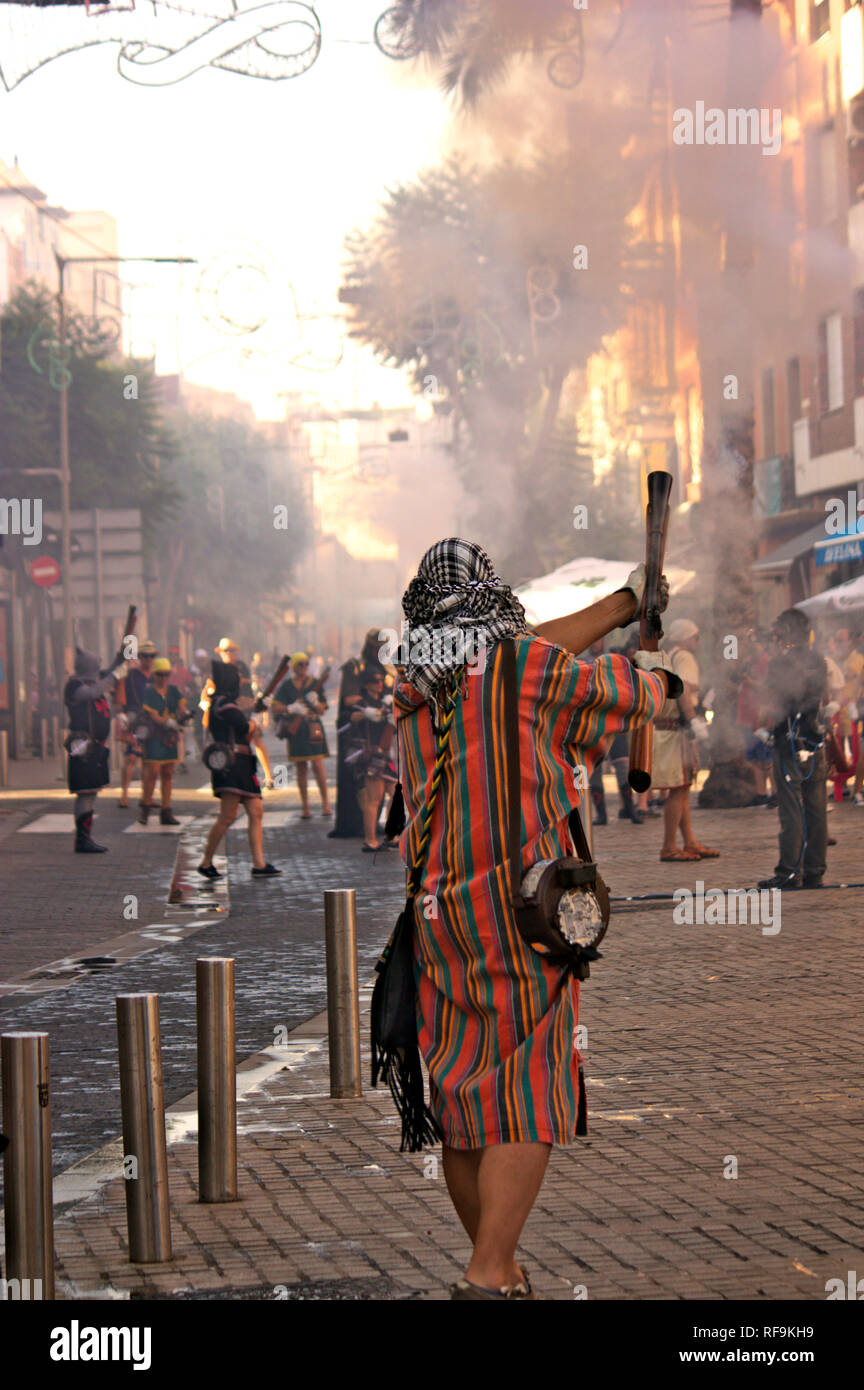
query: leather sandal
[{"left": 660, "top": 849, "right": 701, "bottom": 861}]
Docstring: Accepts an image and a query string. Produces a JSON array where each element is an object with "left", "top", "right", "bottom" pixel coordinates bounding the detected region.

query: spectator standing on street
[
  {"left": 758, "top": 609, "right": 828, "bottom": 891},
  {"left": 348, "top": 666, "right": 396, "bottom": 851},
  {"left": 736, "top": 629, "right": 774, "bottom": 806},
  {"left": 652, "top": 618, "right": 718, "bottom": 862}
]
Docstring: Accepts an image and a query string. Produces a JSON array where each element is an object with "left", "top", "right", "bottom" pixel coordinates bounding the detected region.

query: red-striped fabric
[{"left": 395, "top": 635, "right": 665, "bottom": 1149}]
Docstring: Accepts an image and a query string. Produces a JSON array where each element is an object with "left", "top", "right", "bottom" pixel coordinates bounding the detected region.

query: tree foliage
[
  {"left": 0, "top": 281, "right": 180, "bottom": 541},
  {"left": 341, "top": 153, "right": 638, "bottom": 573}
]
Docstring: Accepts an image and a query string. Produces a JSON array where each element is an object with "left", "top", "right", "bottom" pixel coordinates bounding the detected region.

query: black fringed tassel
[
  {"left": 576, "top": 1062, "right": 588, "bottom": 1137},
  {"left": 371, "top": 1043, "right": 443, "bottom": 1153},
  {"left": 384, "top": 781, "right": 406, "bottom": 841}
]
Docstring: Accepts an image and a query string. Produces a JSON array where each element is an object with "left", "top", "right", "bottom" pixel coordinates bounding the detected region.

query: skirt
[
  {"left": 67, "top": 741, "right": 110, "bottom": 794},
  {"left": 211, "top": 751, "right": 261, "bottom": 799},
  {"left": 652, "top": 728, "right": 696, "bottom": 790},
  {"left": 287, "top": 717, "right": 329, "bottom": 760}
]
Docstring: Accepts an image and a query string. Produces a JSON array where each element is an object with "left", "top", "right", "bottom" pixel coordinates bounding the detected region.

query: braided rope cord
[{"left": 407, "top": 667, "right": 465, "bottom": 897}]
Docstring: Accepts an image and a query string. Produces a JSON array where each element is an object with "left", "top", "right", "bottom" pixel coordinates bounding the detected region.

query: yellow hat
[
  {"left": 138, "top": 639, "right": 158, "bottom": 657},
  {"left": 152, "top": 658, "right": 172, "bottom": 674},
  {"left": 291, "top": 651, "right": 309, "bottom": 668},
  {"left": 216, "top": 637, "right": 239, "bottom": 653}
]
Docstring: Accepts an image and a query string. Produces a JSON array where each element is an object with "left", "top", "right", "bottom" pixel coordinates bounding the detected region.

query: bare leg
[
  {"left": 160, "top": 765, "right": 174, "bottom": 810},
  {"left": 464, "top": 1142, "right": 552, "bottom": 1291},
  {"left": 296, "top": 761, "right": 310, "bottom": 815},
  {"left": 661, "top": 787, "right": 684, "bottom": 853},
  {"left": 120, "top": 750, "right": 137, "bottom": 802},
  {"left": 359, "top": 778, "right": 382, "bottom": 847},
  {"left": 442, "top": 1146, "right": 482, "bottom": 1240},
  {"left": 141, "top": 761, "right": 158, "bottom": 809},
  {"left": 311, "top": 757, "right": 331, "bottom": 813},
  {"left": 200, "top": 795, "right": 239, "bottom": 866},
  {"left": 245, "top": 796, "right": 266, "bottom": 869}
]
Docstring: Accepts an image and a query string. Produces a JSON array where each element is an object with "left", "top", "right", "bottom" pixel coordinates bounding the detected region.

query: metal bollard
[
  {"left": 115, "top": 994, "right": 172, "bottom": 1263},
  {"left": 323, "top": 889, "right": 362, "bottom": 1099},
  {"left": 0, "top": 729, "right": 8, "bottom": 787},
  {"left": 1, "top": 1032, "right": 54, "bottom": 1299},
  {"left": 196, "top": 958, "right": 237, "bottom": 1203}
]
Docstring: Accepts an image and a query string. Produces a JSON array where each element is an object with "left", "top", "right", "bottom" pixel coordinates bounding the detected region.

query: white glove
[
  {"left": 754, "top": 726, "right": 772, "bottom": 743},
  {"left": 363, "top": 706, "right": 383, "bottom": 721},
  {"left": 848, "top": 702, "right": 859, "bottom": 721},
  {"left": 164, "top": 718, "right": 179, "bottom": 732},
  {"left": 622, "top": 563, "right": 647, "bottom": 610},
  {"left": 111, "top": 663, "right": 128, "bottom": 680},
  {"left": 288, "top": 702, "right": 306, "bottom": 716},
  {"left": 632, "top": 650, "right": 683, "bottom": 699},
  {"left": 690, "top": 716, "right": 710, "bottom": 744}
]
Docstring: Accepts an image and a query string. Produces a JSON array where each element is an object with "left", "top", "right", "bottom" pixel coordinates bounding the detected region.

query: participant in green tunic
[{"left": 138, "top": 659, "right": 187, "bottom": 826}]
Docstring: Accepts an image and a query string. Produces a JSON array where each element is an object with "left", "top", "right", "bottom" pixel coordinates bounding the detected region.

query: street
[{"left": 2, "top": 741, "right": 863, "bottom": 1300}]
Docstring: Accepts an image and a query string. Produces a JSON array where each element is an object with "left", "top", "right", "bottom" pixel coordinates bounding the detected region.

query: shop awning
[
  {"left": 751, "top": 520, "right": 828, "bottom": 575},
  {"left": 514, "top": 557, "right": 695, "bottom": 627},
  {"left": 814, "top": 526, "right": 864, "bottom": 568},
  {"left": 796, "top": 573, "right": 864, "bottom": 616}
]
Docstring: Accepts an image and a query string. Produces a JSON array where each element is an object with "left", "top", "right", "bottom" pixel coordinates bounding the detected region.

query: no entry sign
[{"left": 29, "top": 556, "right": 61, "bottom": 588}]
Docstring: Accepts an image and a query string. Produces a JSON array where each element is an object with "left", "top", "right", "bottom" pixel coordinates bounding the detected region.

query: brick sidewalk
[{"left": 36, "top": 799, "right": 864, "bottom": 1301}]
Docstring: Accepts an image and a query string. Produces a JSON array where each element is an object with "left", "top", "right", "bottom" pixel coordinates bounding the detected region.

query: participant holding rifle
[
  {"left": 64, "top": 607, "right": 136, "bottom": 854},
  {"left": 197, "top": 660, "right": 282, "bottom": 879},
  {"left": 271, "top": 652, "right": 332, "bottom": 819}
]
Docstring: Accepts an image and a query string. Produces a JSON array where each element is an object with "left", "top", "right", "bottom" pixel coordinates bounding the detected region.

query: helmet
[
  {"left": 138, "top": 639, "right": 158, "bottom": 657},
  {"left": 152, "top": 658, "right": 172, "bottom": 674},
  {"left": 216, "top": 637, "right": 239, "bottom": 654},
  {"left": 291, "top": 651, "right": 309, "bottom": 668}
]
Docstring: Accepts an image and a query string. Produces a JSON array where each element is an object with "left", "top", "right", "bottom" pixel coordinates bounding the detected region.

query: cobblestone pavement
[{"left": 2, "top": 747, "right": 863, "bottom": 1299}]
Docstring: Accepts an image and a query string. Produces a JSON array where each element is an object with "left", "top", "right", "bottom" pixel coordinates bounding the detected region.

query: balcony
[{"left": 793, "top": 400, "right": 864, "bottom": 495}]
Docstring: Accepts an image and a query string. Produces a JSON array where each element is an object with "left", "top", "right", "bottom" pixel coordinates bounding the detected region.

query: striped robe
[{"left": 395, "top": 634, "right": 665, "bottom": 1149}]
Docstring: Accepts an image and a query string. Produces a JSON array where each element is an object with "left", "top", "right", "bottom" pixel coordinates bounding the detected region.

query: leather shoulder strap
[{"left": 501, "top": 639, "right": 523, "bottom": 905}]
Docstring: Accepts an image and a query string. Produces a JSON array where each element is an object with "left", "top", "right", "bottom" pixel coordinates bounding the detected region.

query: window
[
  {"left": 854, "top": 289, "right": 864, "bottom": 394},
  {"left": 787, "top": 356, "right": 802, "bottom": 438},
  {"left": 819, "top": 127, "right": 839, "bottom": 221},
  {"left": 818, "top": 313, "right": 844, "bottom": 411},
  {"left": 810, "top": 0, "right": 830, "bottom": 43},
  {"left": 761, "top": 367, "right": 776, "bottom": 457}
]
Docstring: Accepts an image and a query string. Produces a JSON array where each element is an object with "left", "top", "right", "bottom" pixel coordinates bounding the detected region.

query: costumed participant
[
  {"left": 64, "top": 645, "right": 127, "bottom": 853},
  {"left": 197, "top": 661, "right": 281, "bottom": 879},
  {"left": 115, "top": 638, "right": 157, "bottom": 808},
  {"left": 380, "top": 538, "right": 680, "bottom": 1300},
  {"left": 651, "top": 618, "right": 717, "bottom": 862},
  {"left": 758, "top": 609, "right": 828, "bottom": 891},
  {"left": 346, "top": 666, "right": 396, "bottom": 851},
  {"left": 328, "top": 628, "right": 394, "bottom": 839},
  {"left": 138, "top": 658, "right": 188, "bottom": 826},
  {"left": 271, "top": 652, "right": 332, "bottom": 819}
]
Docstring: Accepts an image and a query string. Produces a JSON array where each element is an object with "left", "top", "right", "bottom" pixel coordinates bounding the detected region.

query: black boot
[
  {"left": 75, "top": 812, "right": 108, "bottom": 853},
  {"left": 138, "top": 803, "right": 150, "bottom": 826},
  {"left": 590, "top": 785, "right": 608, "bottom": 826},
  {"left": 160, "top": 808, "right": 180, "bottom": 826},
  {"left": 617, "top": 785, "right": 643, "bottom": 824}
]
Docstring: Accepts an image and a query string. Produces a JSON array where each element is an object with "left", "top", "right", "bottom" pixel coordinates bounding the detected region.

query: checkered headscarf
[{"left": 401, "top": 538, "right": 529, "bottom": 705}]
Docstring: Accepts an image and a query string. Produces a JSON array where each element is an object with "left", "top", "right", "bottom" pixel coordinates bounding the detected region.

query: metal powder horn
[{"left": 628, "top": 471, "right": 674, "bottom": 793}]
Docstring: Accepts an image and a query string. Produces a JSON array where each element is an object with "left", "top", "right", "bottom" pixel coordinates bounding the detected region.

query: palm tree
[{"left": 379, "top": 0, "right": 625, "bottom": 106}]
